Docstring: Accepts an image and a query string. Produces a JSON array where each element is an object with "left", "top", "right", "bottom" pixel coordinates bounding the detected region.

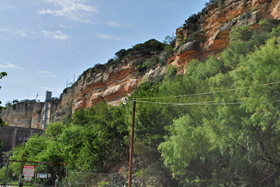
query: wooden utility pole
[{"left": 128, "top": 98, "right": 136, "bottom": 187}]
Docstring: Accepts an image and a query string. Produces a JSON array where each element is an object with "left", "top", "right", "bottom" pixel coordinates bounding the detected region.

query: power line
[
  {"left": 135, "top": 81, "right": 280, "bottom": 100},
  {"left": 28, "top": 101, "right": 131, "bottom": 144},
  {"left": 136, "top": 99, "right": 280, "bottom": 106},
  {"left": 25, "top": 112, "right": 127, "bottom": 152}
]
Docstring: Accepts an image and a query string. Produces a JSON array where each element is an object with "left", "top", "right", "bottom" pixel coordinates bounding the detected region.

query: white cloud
[
  {"left": 42, "top": 30, "right": 70, "bottom": 40},
  {"left": 17, "top": 30, "right": 38, "bottom": 36},
  {"left": 0, "top": 6, "right": 15, "bottom": 10},
  {"left": 36, "top": 70, "right": 56, "bottom": 78},
  {"left": 39, "top": 0, "right": 97, "bottom": 22},
  {"left": 36, "top": 70, "right": 51, "bottom": 74},
  {"left": 17, "top": 30, "right": 27, "bottom": 36},
  {"left": 0, "top": 28, "right": 13, "bottom": 32},
  {"left": 107, "top": 22, "right": 134, "bottom": 28},
  {"left": 107, "top": 21, "right": 120, "bottom": 27},
  {"left": 60, "top": 24, "right": 73, "bottom": 29},
  {"left": 0, "top": 63, "right": 24, "bottom": 70},
  {"left": 97, "top": 34, "right": 122, "bottom": 41}
]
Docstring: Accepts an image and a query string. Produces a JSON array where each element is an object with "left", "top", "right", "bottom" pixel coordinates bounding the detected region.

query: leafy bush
[
  {"left": 8, "top": 20, "right": 280, "bottom": 186},
  {"left": 159, "top": 21, "right": 280, "bottom": 186},
  {"left": 115, "top": 49, "right": 127, "bottom": 59},
  {"left": 5, "top": 101, "right": 12, "bottom": 107},
  {"left": 163, "top": 34, "right": 176, "bottom": 47},
  {"left": 205, "top": 0, "right": 221, "bottom": 7},
  {"left": 136, "top": 56, "right": 160, "bottom": 76}
]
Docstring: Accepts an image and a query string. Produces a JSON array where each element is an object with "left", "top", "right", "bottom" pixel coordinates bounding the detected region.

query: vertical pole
[
  {"left": 111, "top": 173, "right": 114, "bottom": 187},
  {"left": 55, "top": 175, "right": 59, "bottom": 187},
  {"left": 12, "top": 128, "right": 18, "bottom": 150},
  {"left": 19, "top": 174, "right": 24, "bottom": 187},
  {"left": 126, "top": 131, "right": 129, "bottom": 162},
  {"left": 65, "top": 164, "right": 68, "bottom": 187},
  {"left": 34, "top": 163, "right": 37, "bottom": 185},
  {"left": 21, "top": 137, "right": 26, "bottom": 182},
  {"left": 128, "top": 98, "right": 136, "bottom": 187},
  {"left": 21, "top": 141, "right": 25, "bottom": 162},
  {"left": 4, "top": 155, "right": 9, "bottom": 187}
]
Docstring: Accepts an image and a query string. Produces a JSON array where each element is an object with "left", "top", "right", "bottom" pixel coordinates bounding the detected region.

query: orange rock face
[
  {"left": 171, "top": 0, "right": 280, "bottom": 72},
  {"left": 56, "top": 53, "right": 152, "bottom": 115},
  {"left": 4, "top": 0, "right": 280, "bottom": 129},
  {"left": 56, "top": 0, "right": 280, "bottom": 116}
]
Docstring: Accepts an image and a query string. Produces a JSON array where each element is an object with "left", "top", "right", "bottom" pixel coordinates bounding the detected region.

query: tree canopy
[{"left": 4, "top": 20, "right": 280, "bottom": 186}]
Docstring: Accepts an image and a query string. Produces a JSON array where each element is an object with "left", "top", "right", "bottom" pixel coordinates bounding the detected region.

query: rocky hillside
[
  {"left": 172, "top": 0, "right": 280, "bottom": 72},
  {"left": 2, "top": 0, "right": 280, "bottom": 128}
]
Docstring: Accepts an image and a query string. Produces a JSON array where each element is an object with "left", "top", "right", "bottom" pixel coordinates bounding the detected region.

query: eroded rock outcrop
[
  {"left": 171, "top": 0, "right": 280, "bottom": 72},
  {"left": 48, "top": 0, "right": 280, "bottom": 121},
  {"left": 54, "top": 53, "right": 155, "bottom": 119},
  {"left": 3, "top": 0, "right": 280, "bottom": 128}
]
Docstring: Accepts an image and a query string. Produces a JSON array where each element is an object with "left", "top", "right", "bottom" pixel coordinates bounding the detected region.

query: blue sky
[{"left": 0, "top": 0, "right": 208, "bottom": 104}]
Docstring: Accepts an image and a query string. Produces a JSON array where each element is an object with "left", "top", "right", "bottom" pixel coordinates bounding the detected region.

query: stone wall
[{"left": 0, "top": 99, "right": 59, "bottom": 129}]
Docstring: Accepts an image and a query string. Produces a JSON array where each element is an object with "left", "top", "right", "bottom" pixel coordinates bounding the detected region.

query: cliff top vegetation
[{"left": 4, "top": 18, "right": 280, "bottom": 186}]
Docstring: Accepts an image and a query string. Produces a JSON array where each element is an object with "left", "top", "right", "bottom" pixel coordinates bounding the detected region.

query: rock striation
[
  {"left": 2, "top": 0, "right": 280, "bottom": 128},
  {"left": 172, "top": 0, "right": 280, "bottom": 72}
]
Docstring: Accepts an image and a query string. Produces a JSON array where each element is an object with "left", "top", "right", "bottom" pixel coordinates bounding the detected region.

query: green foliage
[
  {"left": 165, "top": 65, "right": 177, "bottom": 78},
  {"left": 5, "top": 101, "right": 12, "bottom": 107},
  {"left": 136, "top": 55, "right": 166, "bottom": 76},
  {"left": 115, "top": 49, "right": 127, "bottom": 59},
  {"left": 8, "top": 101, "right": 127, "bottom": 176},
  {"left": 159, "top": 21, "right": 280, "bottom": 186},
  {"left": 239, "top": 11, "right": 251, "bottom": 20},
  {"left": 71, "top": 81, "right": 77, "bottom": 88},
  {"left": 205, "top": 0, "right": 224, "bottom": 7},
  {"left": 164, "top": 45, "right": 174, "bottom": 54},
  {"left": 230, "top": 25, "right": 253, "bottom": 42},
  {"left": 133, "top": 43, "right": 143, "bottom": 51},
  {"left": 221, "top": 20, "right": 280, "bottom": 70},
  {"left": 0, "top": 71, "right": 7, "bottom": 79},
  {"left": 72, "top": 39, "right": 165, "bottom": 88},
  {"left": 250, "top": 7, "right": 256, "bottom": 12},
  {"left": 259, "top": 19, "right": 269, "bottom": 26},
  {"left": 8, "top": 19, "right": 280, "bottom": 186},
  {"left": 163, "top": 34, "right": 176, "bottom": 47}
]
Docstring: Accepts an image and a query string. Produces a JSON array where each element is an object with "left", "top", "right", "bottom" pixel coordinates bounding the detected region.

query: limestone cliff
[
  {"left": 172, "top": 0, "right": 280, "bottom": 73},
  {"left": 54, "top": 52, "right": 165, "bottom": 115},
  {"left": 2, "top": 0, "right": 280, "bottom": 128},
  {"left": 57, "top": 0, "right": 280, "bottom": 113}
]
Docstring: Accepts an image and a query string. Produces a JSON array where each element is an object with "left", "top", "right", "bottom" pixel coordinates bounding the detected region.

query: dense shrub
[{"left": 136, "top": 56, "right": 160, "bottom": 76}]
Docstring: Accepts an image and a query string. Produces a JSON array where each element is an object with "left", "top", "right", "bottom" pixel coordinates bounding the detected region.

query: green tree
[
  {"left": 115, "top": 49, "right": 127, "bottom": 59},
  {"left": 159, "top": 24, "right": 280, "bottom": 186}
]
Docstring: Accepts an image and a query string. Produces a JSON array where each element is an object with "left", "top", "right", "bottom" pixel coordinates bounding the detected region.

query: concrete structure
[
  {"left": 0, "top": 126, "right": 43, "bottom": 162},
  {"left": 42, "top": 91, "right": 52, "bottom": 129}
]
